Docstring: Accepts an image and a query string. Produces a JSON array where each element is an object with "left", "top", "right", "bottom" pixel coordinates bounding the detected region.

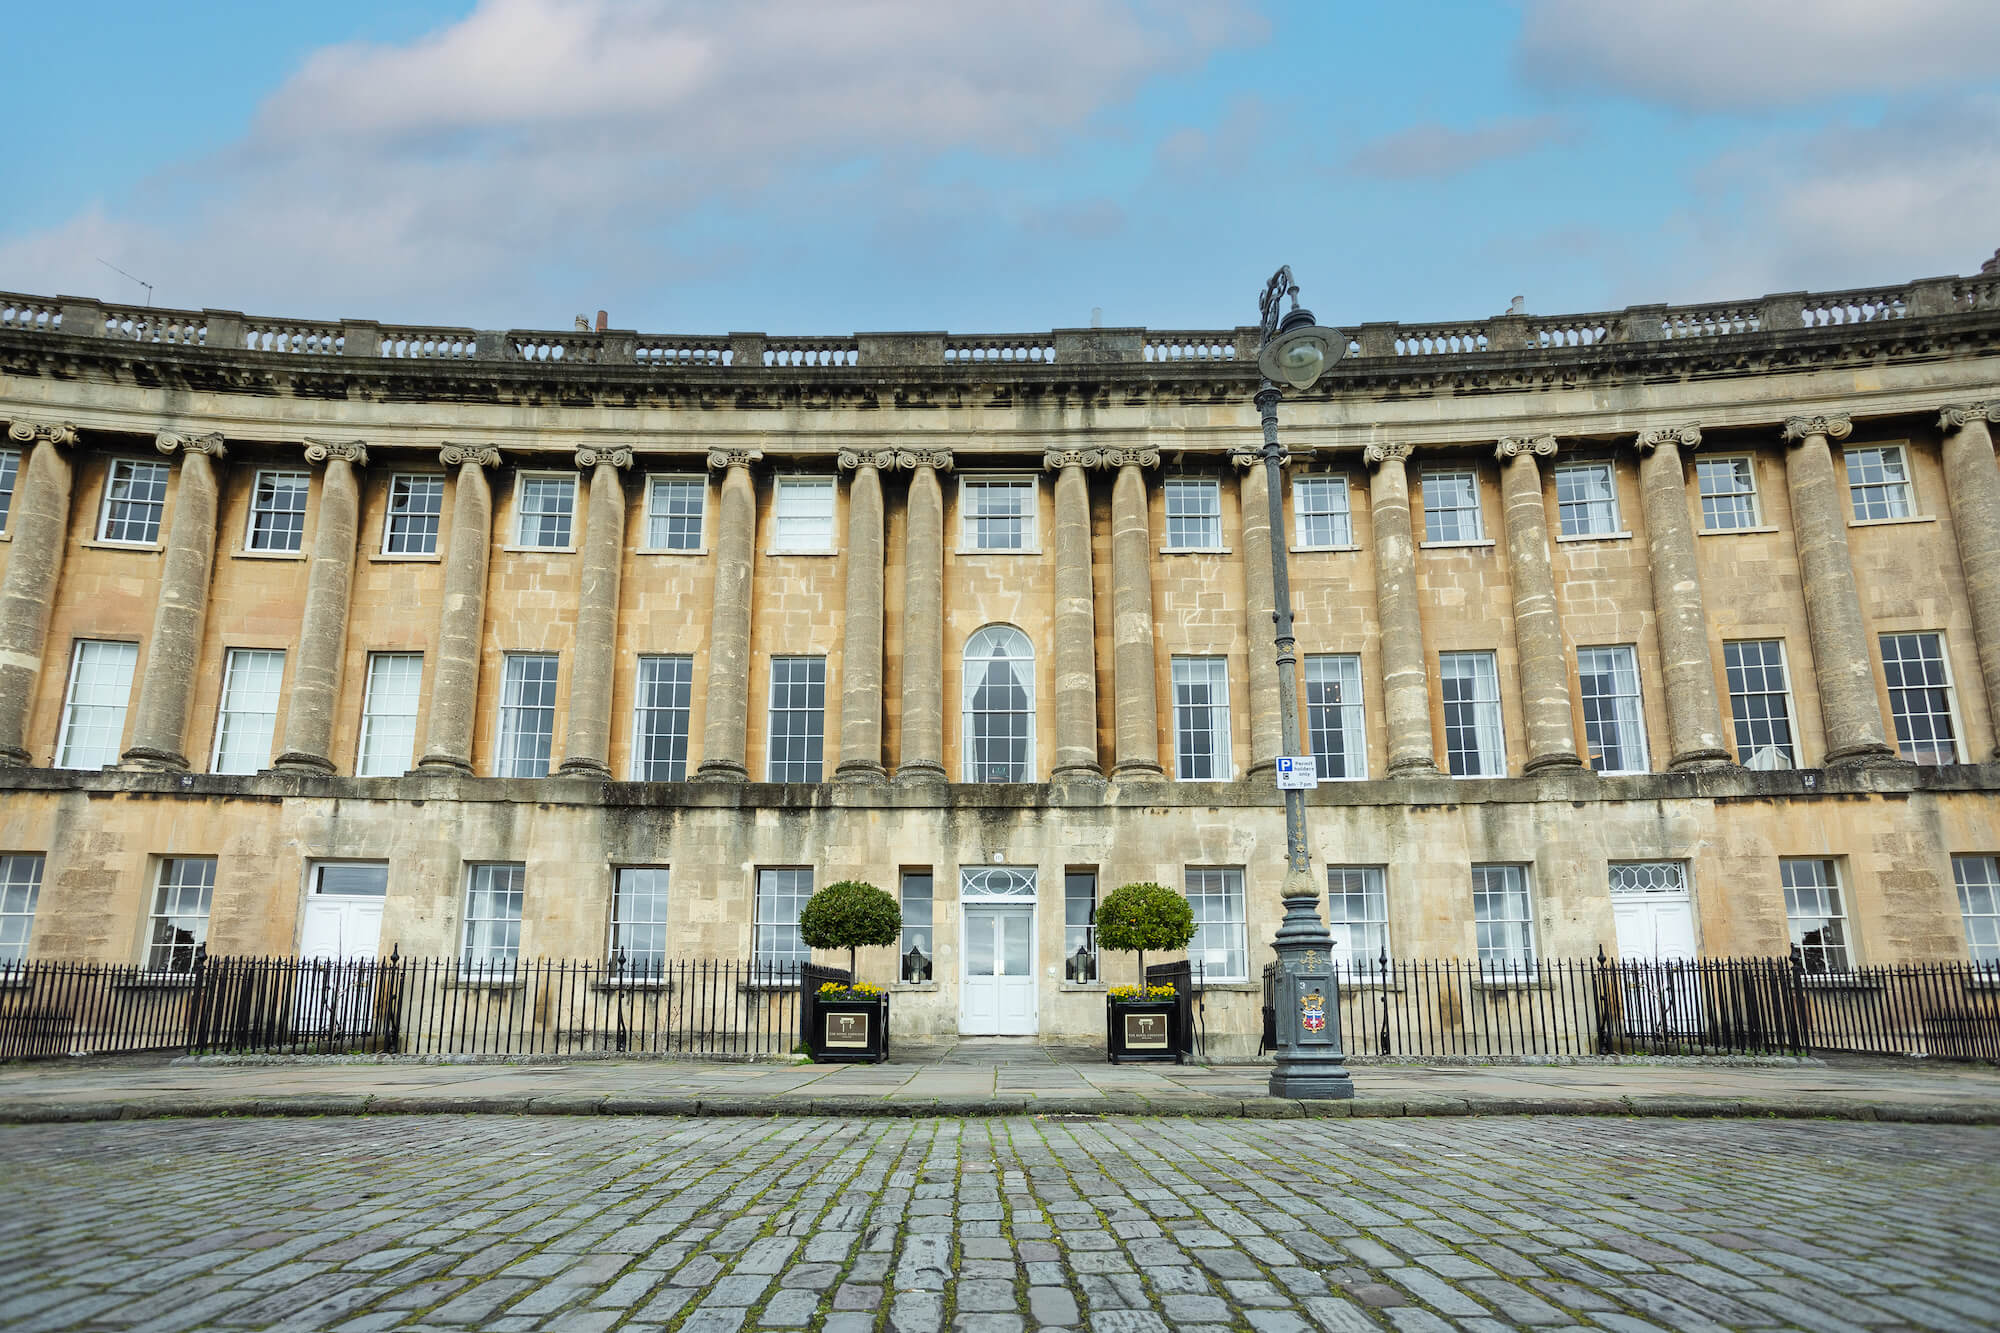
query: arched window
[{"left": 962, "top": 625, "right": 1034, "bottom": 782}]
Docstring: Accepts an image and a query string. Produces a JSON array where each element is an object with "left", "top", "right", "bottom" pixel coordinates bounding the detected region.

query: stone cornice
[
  {"left": 574, "top": 445, "right": 633, "bottom": 470},
  {"left": 1494, "top": 434, "right": 1557, "bottom": 462},
  {"left": 440, "top": 444, "right": 501, "bottom": 468},
  {"left": 1634, "top": 423, "right": 1703, "bottom": 454},
  {"left": 5, "top": 420, "right": 78, "bottom": 447},
  {"left": 1363, "top": 443, "right": 1413, "bottom": 468},
  {"left": 303, "top": 438, "right": 367, "bottom": 466},
  {"left": 155, "top": 430, "right": 226, "bottom": 459},
  {"left": 1939, "top": 402, "right": 1997, "bottom": 431},
  {"left": 1783, "top": 413, "right": 1854, "bottom": 444}
]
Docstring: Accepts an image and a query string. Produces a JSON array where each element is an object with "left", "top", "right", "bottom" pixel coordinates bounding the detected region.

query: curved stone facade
[{"left": 0, "top": 275, "right": 1996, "bottom": 1052}]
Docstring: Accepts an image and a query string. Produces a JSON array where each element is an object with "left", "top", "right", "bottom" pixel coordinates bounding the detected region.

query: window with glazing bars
[
  {"left": 98, "top": 459, "right": 168, "bottom": 544},
  {"left": 962, "top": 478, "right": 1034, "bottom": 550},
  {"left": 1327, "top": 866, "right": 1388, "bottom": 975},
  {"left": 1064, "top": 871, "right": 1097, "bottom": 981},
  {"left": 633, "top": 655, "right": 694, "bottom": 781},
  {"left": 1421, "top": 470, "right": 1482, "bottom": 542},
  {"left": 247, "top": 469, "right": 310, "bottom": 552},
  {"left": 496, "top": 654, "right": 559, "bottom": 777},
  {"left": 900, "top": 871, "right": 934, "bottom": 967},
  {"left": 357, "top": 653, "right": 422, "bottom": 776},
  {"left": 383, "top": 474, "right": 443, "bottom": 554},
  {"left": 1164, "top": 479, "right": 1222, "bottom": 549},
  {"left": 1782, "top": 859, "right": 1850, "bottom": 974},
  {"left": 1696, "top": 457, "right": 1759, "bottom": 530},
  {"left": 646, "top": 477, "right": 706, "bottom": 550},
  {"left": 0, "top": 854, "right": 43, "bottom": 964},
  {"left": 462, "top": 863, "right": 524, "bottom": 974},
  {"left": 963, "top": 626, "right": 1033, "bottom": 782},
  {"left": 0, "top": 449, "right": 18, "bottom": 534},
  {"left": 56, "top": 640, "right": 138, "bottom": 769},
  {"left": 1881, "top": 632, "right": 1959, "bottom": 764},
  {"left": 1955, "top": 855, "right": 2000, "bottom": 965},
  {"left": 755, "top": 867, "right": 812, "bottom": 967},
  {"left": 1724, "top": 640, "right": 1795, "bottom": 769},
  {"left": 211, "top": 648, "right": 285, "bottom": 774},
  {"left": 1439, "top": 651, "right": 1504, "bottom": 776},
  {"left": 1185, "top": 867, "right": 1247, "bottom": 982},
  {"left": 516, "top": 475, "right": 575, "bottom": 547},
  {"left": 767, "top": 657, "right": 826, "bottom": 782},
  {"left": 1293, "top": 475, "right": 1351, "bottom": 548},
  {"left": 1304, "top": 654, "right": 1365, "bottom": 779},
  {"left": 611, "top": 867, "right": 670, "bottom": 976},
  {"left": 1577, "top": 645, "right": 1648, "bottom": 773},
  {"left": 1472, "top": 864, "right": 1534, "bottom": 973},
  {"left": 147, "top": 857, "right": 215, "bottom": 974},
  {"left": 1172, "top": 656, "right": 1232, "bottom": 780},
  {"left": 1554, "top": 461, "right": 1620, "bottom": 536},
  {"left": 1845, "top": 445, "right": 1914, "bottom": 521},
  {"left": 774, "top": 478, "right": 834, "bottom": 550}
]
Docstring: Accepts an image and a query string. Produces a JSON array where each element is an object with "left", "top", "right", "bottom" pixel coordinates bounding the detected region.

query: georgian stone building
[{"left": 0, "top": 270, "right": 1996, "bottom": 1051}]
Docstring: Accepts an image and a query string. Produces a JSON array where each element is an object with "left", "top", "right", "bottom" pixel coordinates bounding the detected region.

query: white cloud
[
  {"left": 1344, "top": 116, "right": 1572, "bottom": 181},
  {"left": 1518, "top": 0, "right": 1996, "bottom": 111}
]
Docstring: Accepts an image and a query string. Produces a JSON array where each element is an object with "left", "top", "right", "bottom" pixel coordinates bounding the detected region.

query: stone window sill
[
  {"left": 1192, "top": 980, "right": 1256, "bottom": 991},
  {"left": 954, "top": 547, "right": 1043, "bottom": 557},
  {"left": 637, "top": 547, "right": 709, "bottom": 557},
  {"left": 1290, "top": 544, "right": 1359, "bottom": 554},
  {"left": 892, "top": 982, "right": 939, "bottom": 993},
  {"left": 0, "top": 531, "right": 10, "bottom": 543},
  {"left": 1848, "top": 514, "right": 1936, "bottom": 529},
  {"left": 501, "top": 544, "right": 577, "bottom": 555},
  {"left": 370, "top": 551, "right": 441, "bottom": 563},
  {"left": 1060, "top": 982, "right": 1107, "bottom": 993},
  {"left": 1556, "top": 530, "right": 1632, "bottom": 543},
  {"left": 763, "top": 548, "right": 837, "bottom": 558},
  {"left": 1699, "top": 524, "right": 1780, "bottom": 536},
  {"left": 232, "top": 548, "right": 307, "bottom": 561},
  {"left": 80, "top": 539, "right": 162, "bottom": 553},
  {"left": 1420, "top": 538, "right": 1495, "bottom": 550},
  {"left": 1160, "top": 547, "right": 1232, "bottom": 556}
]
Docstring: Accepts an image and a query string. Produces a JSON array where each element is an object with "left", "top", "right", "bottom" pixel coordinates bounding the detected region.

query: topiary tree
[
  {"left": 799, "top": 879, "right": 902, "bottom": 979},
  {"left": 1094, "top": 881, "right": 1196, "bottom": 988}
]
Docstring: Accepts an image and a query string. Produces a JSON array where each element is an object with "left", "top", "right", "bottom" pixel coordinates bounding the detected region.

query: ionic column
[
  {"left": 274, "top": 439, "right": 366, "bottom": 774},
  {"left": 122, "top": 432, "right": 227, "bottom": 771},
  {"left": 1234, "top": 451, "right": 1283, "bottom": 777},
  {"left": 416, "top": 445, "right": 500, "bottom": 774},
  {"left": 894, "top": 450, "right": 952, "bottom": 785},
  {"left": 1634, "top": 425, "right": 1731, "bottom": 768},
  {"left": 556, "top": 445, "right": 632, "bottom": 779},
  {"left": 1045, "top": 450, "right": 1102, "bottom": 779},
  {"left": 1365, "top": 444, "right": 1439, "bottom": 776},
  {"left": 1108, "top": 449, "right": 1164, "bottom": 780},
  {"left": 1937, "top": 403, "right": 2000, "bottom": 758},
  {"left": 693, "top": 449, "right": 762, "bottom": 783},
  {"left": 0, "top": 422, "right": 78, "bottom": 764},
  {"left": 834, "top": 449, "right": 889, "bottom": 784},
  {"left": 1782, "top": 413, "right": 1899, "bottom": 767},
  {"left": 1496, "top": 435, "right": 1582, "bottom": 773}
]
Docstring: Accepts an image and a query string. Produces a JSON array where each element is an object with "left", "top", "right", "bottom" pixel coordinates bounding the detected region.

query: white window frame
[
  {"left": 766, "top": 656, "right": 827, "bottom": 783},
  {"left": 245, "top": 468, "right": 310, "bottom": 553},
  {"left": 610, "top": 866, "right": 671, "bottom": 977},
  {"left": 55, "top": 639, "right": 138, "bottom": 770},
  {"left": 771, "top": 476, "right": 836, "bottom": 553},
  {"left": 1880, "top": 631, "right": 1963, "bottom": 765},
  {"left": 1782, "top": 858, "right": 1852, "bottom": 976},
  {"left": 1421, "top": 469, "right": 1484, "bottom": 543},
  {"left": 1472, "top": 863, "right": 1535, "bottom": 976},
  {"left": 1577, "top": 644, "right": 1649, "bottom": 775},
  {"left": 495, "top": 653, "right": 560, "bottom": 778},
  {"left": 357, "top": 652, "right": 423, "bottom": 777},
  {"left": 1292, "top": 474, "right": 1353, "bottom": 550},
  {"left": 1439, "top": 650, "right": 1505, "bottom": 777},
  {"left": 1723, "top": 639, "right": 1798, "bottom": 770},
  {"left": 210, "top": 648, "right": 286, "bottom": 775},
  {"left": 0, "top": 448, "right": 20, "bottom": 536},
  {"left": 632, "top": 654, "right": 695, "bottom": 781},
  {"left": 1696, "top": 455, "right": 1761, "bottom": 531},
  {"left": 643, "top": 475, "right": 708, "bottom": 553},
  {"left": 901, "top": 869, "right": 935, "bottom": 967},
  {"left": 1954, "top": 855, "right": 2000, "bottom": 966},
  {"left": 1844, "top": 444, "right": 1916, "bottom": 522},
  {"left": 1185, "top": 867, "right": 1248, "bottom": 983},
  {"left": 754, "top": 867, "right": 813, "bottom": 968},
  {"left": 381, "top": 473, "right": 444, "bottom": 556},
  {"left": 962, "top": 625, "right": 1035, "bottom": 783},
  {"left": 1326, "top": 866, "right": 1389, "bottom": 977},
  {"left": 0, "top": 853, "right": 44, "bottom": 964},
  {"left": 1172, "top": 655, "right": 1233, "bottom": 782},
  {"left": 1063, "top": 870, "right": 1097, "bottom": 981},
  {"left": 1304, "top": 654, "right": 1366, "bottom": 780},
  {"left": 513, "top": 472, "right": 578, "bottom": 550},
  {"left": 146, "top": 857, "right": 216, "bottom": 974},
  {"left": 461, "top": 862, "right": 525, "bottom": 977},
  {"left": 96, "top": 458, "right": 170, "bottom": 545},
  {"left": 1553, "top": 460, "right": 1623, "bottom": 538},
  {"left": 958, "top": 475, "right": 1038, "bottom": 553},
  {"left": 1163, "top": 478, "right": 1224, "bottom": 552}
]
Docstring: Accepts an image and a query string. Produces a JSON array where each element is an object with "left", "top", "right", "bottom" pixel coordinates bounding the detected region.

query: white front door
[
  {"left": 960, "top": 905, "right": 1036, "bottom": 1036},
  {"left": 1612, "top": 895, "right": 1697, "bottom": 961},
  {"left": 296, "top": 864, "right": 388, "bottom": 1033},
  {"left": 299, "top": 896, "right": 384, "bottom": 961},
  {"left": 1611, "top": 863, "right": 1700, "bottom": 1035}
]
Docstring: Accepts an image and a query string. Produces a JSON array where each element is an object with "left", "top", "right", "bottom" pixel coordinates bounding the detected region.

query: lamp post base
[{"left": 1270, "top": 1057, "right": 1355, "bottom": 1100}]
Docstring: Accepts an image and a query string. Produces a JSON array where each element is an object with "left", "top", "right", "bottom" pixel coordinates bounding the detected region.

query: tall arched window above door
[{"left": 963, "top": 625, "right": 1034, "bottom": 782}]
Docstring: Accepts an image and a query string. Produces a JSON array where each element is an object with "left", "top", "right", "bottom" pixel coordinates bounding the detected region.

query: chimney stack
[{"left": 596, "top": 310, "right": 609, "bottom": 332}]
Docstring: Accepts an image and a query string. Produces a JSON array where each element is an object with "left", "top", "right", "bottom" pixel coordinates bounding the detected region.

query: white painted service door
[
  {"left": 296, "top": 868, "right": 387, "bottom": 1034},
  {"left": 1612, "top": 896, "right": 1696, "bottom": 962},
  {"left": 299, "top": 896, "right": 384, "bottom": 961},
  {"left": 960, "top": 905, "right": 1036, "bottom": 1036},
  {"left": 1613, "top": 889, "right": 1700, "bottom": 1035}
]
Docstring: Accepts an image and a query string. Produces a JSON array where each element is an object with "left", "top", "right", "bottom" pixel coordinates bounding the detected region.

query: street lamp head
[{"left": 1258, "top": 304, "right": 1342, "bottom": 391}]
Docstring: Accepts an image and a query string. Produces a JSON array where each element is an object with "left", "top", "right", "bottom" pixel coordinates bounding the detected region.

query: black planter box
[
  {"left": 810, "top": 996, "right": 889, "bottom": 1063},
  {"left": 1106, "top": 998, "right": 1180, "bottom": 1064}
]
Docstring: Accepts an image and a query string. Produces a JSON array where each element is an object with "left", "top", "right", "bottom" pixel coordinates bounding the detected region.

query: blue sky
[{"left": 6, "top": 1, "right": 1996, "bottom": 336}]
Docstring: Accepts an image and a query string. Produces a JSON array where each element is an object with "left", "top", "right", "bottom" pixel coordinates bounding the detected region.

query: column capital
[
  {"left": 574, "top": 445, "right": 632, "bottom": 470},
  {"left": 1041, "top": 447, "right": 1154, "bottom": 471},
  {"left": 1938, "top": 402, "right": 1997, "bottom": 432},
  {"left": 440, "top": 443, "right": 501, "bottom": 468},
  {"left": 1634, "top": 423, "right": 1702, "bottom": 454},
  {"left": 705, "top": 447, "right": 765, "bottom": 471},
  {"left": 303, "top": 438, "right": 367, "bottom": 466},
  {"left": 5, "top": 420, "right": 79, "bottom": 447},
  {"left": 1494, "top": 434, "right": 1557, "bottom": 462},
  {"left": 1227, "top": 448, "right": 1294, "bottom": 470},
  {"left": 156, "top": 431, "right": 227, "bottom": 460},
  {"left": 1782, "top": 413, "right": 1853, "bottom": 444},
  {"left": 1362, "top": 442, "right": 1412, "bottom": 468},
  {"left": 836, "top": 448, "right": 897, "bottom": 471}
]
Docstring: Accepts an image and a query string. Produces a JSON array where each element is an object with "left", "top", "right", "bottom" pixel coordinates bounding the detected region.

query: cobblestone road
[{"left": 1, "top": 1116, "right": 1994, "bottom": 1333}]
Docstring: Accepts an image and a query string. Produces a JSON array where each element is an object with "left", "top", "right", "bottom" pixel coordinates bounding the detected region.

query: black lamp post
[{"left": 1246, "top": 266, "right": 1354, "bottom": 1100}]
